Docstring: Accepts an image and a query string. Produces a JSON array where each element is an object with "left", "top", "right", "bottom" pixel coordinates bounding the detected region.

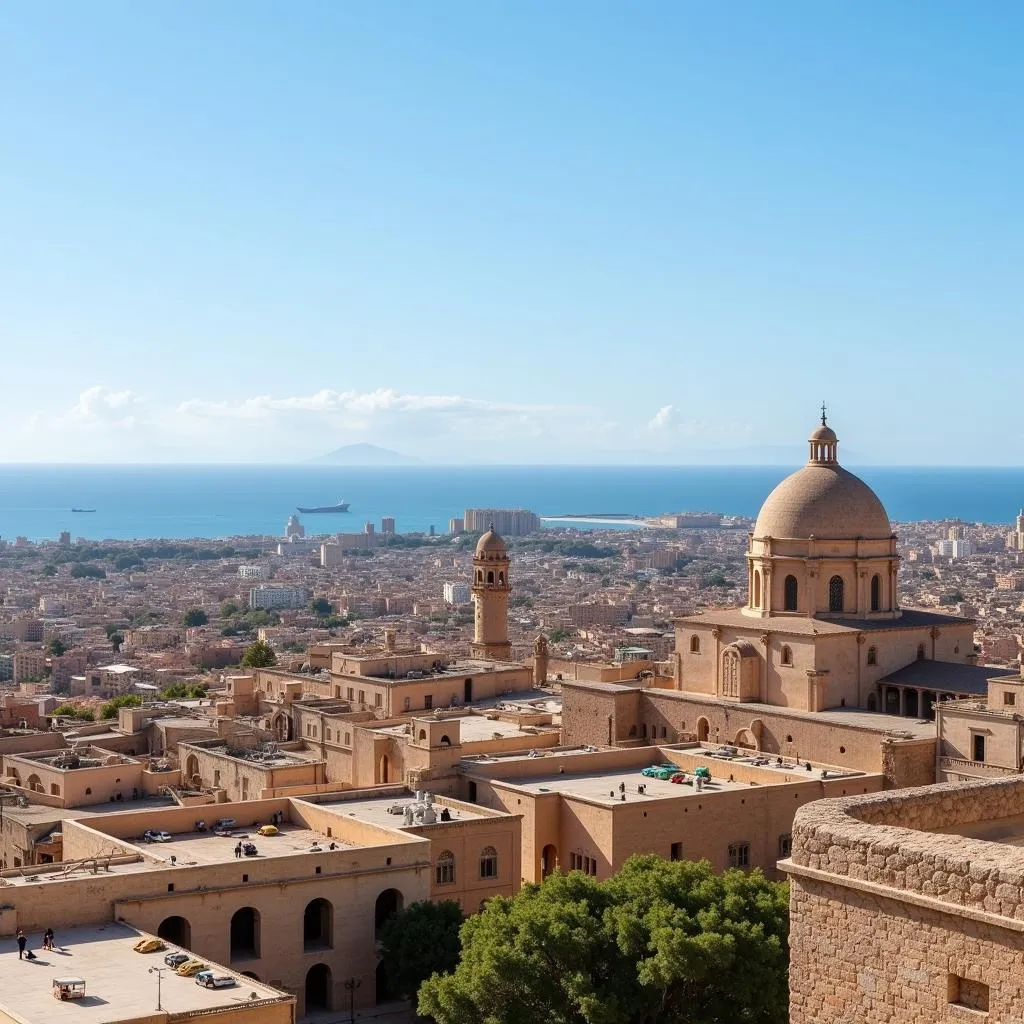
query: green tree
[
  {"left": 70, "top": 563, "right": 106, "bottom": 579},
  {"left": 46, "top": 636, "right": 67, "bottom": 657},
  {"left": 549, "top": 629, "right": 570, "bottom": 644},
  {"left": 419, "top": 856, "right": 789, "bottom": 1024},
  {"left": 101, "top": 694, "right": 143, "bottom": 719},
  {"left": 182, "top": 607, "right": 208, "bottom": 628},
  {"left": 40, "top": 564, "right": 57, "bottom": 577},
  {"left": 220, "top": 600, "right": 239, "bottom": 618},
  {"left": 109, "top": 631, "right": 124, "bottom": 652},
  {"left": 52, "top": 704, "right": 96, "bottom": 722},
  {"left": 309, "top": 596, "right": 332, "bottom": 617},
  {"left": 379, "top": 900, "right": 463, "bottom": 1000},
  {"left": 240, "top": 639, "right": 277, "bottom": 668}
]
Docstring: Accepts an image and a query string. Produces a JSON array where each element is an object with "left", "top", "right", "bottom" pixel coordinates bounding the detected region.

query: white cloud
[
  {"left": 69, "top": 386, "right": 144, "bottom": 427},
  {"left": 648, "top": 404, "right": 679, "bottom": 431}
]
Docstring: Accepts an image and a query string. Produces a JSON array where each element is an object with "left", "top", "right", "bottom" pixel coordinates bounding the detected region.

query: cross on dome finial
[{"left": 821, "top": 401, "right": 828, "bottom": 426}]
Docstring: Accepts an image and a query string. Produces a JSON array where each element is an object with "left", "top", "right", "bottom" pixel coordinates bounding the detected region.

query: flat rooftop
[
  {"left": 506, "top": 767, "right": 754, "bottom": 805},
  {"left": 373, "top": 714, "right": 557, "bottom": 743},
  {"left": 317, "top": 793, "right": 488, "bottom": 829},
  {"left": 0, "top": 922, "right": 287, "bottom": 1022},
  {"left": 0, "top": 795, "right": 177, "bottom": 826}
]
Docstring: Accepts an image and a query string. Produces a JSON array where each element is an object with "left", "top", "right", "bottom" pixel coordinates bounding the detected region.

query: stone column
[
  {"left": 916, "top": 687, "right": 925, "bottom": 719},
  {"left": 898, "top": 687, "right": 906, "bottom": 717}
]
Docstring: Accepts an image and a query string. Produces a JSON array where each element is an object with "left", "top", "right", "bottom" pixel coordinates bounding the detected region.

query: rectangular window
[
  {"left": 778, "top": 834, "right": 792, "bottom": 858},
  {"left": 358, "top": 690, "right": 365, "bottom": 705},
  {"left": 404, "top": 696, "right": 411, "bottom": 711},
  {"left": 346, "top": 687, "right": 354, "bottom": 700},
  {"left": 424, "top": 695, "right": 433, "bottom": 709},
  {"left": 325, "top": 728, "right": 331, "bottom": 741},
  {"left": 1005, "top": 692, "right": 1016, "bottom": 707},
  {"left": 374, "top": 693, "right": 382, "bottom": 708},
  {"left": 570, "top": 853, "right": 580, "bottom": 870},
  {"left": 670, "top": 842, "right": 683, "bottom": 862},
  {"left": 728, "top": 843, "right": 750, "bottom": 869},
  {"left": 948, "top": 975, "right": 989, "bottom": 1012},
  {"left": 973, "top": 733, "right": 986, "bottom": 763},
  {"left": 344, "top": 732, "right": 351, "bottom": 746}
]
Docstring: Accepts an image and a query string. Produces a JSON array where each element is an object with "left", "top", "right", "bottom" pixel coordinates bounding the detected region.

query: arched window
[
  {"left": 498, "top": 572, "right": 504, "bottom": 585},
  {"left": 418, "top": 729, "right": 427, "bottom": 742},
  {"left": 487, "top": 571, "right": 494, "bottom": 584},
  {"left": 753, "top": 571, "right": 762, "bottom": 607},
  {"left": 784, "top": 575, "right": 798, "bottom": 612},
  {"left": 917, "top": 643, "right": 926, "bottom": 661},
  {"left": 780, "top": 645, "right": 792, "bottom": 666},
  {"left": 689, "top": 635, "right": 700, "bottom": 654},
  {"left": 828, "top": 575, "right": 844, "bottom": 613},
  {"left": 870, "top": 574, "right": 881, "bottom": 612},
  {"left": 867, "top": 646, "right": 877, "bottom": 666},
  {"left": 436, "top": 850, "right": 455, "bottom": 885},
  {"left": 479, "top": 846, "right": 498, "bottom": 879},
  {"left": 476, "top": 570, "right": 483, "bottom": 583}
]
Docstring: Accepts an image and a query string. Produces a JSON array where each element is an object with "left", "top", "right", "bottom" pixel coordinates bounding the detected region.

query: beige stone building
[
  {"left": 786, "top": 777, "right": 1024, "bottom": 1023},
  {"left": 471, "top": 526, "right": 513, "bottom": 661}
]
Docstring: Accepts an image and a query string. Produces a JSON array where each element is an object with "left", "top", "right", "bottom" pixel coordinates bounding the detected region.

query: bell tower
[{"left": 471, "top": 525, "right": 512, "bottom": 661}]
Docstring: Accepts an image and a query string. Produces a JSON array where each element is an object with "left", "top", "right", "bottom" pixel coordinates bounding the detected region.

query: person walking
[
  {"left": 43, "top": 929, "right": 54, "bottom": 951},
  {"left": 234, "top": 842, "right": 242, "bottom": 859},
  {"left": 16, "top": 930, "right": 26, "bottom": 960}
]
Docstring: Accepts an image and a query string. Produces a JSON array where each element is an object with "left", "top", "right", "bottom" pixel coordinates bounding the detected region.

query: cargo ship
[{"left": 296, "top": 499, "right": 350, "bottom": 514}]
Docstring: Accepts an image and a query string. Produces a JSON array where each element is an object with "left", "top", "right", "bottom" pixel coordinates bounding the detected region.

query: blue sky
[{"left": 2, "top": 2, "right": 1023, "bottom": 463}]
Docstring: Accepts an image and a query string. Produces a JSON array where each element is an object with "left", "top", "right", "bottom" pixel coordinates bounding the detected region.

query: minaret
[
  {"left": 532, "top": 634, "right": 549, "bottom": 686},
  {"left": 471, "top": 524, "right": 512, "bottom": 661}
]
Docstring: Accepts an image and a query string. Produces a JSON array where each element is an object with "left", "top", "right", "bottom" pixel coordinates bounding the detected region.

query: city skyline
[{"left": 4, "top": 3, "right": 1024, "bottom": 464}]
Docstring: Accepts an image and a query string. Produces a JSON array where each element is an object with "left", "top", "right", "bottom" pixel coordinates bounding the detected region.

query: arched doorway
[
  {"left": 305, "top": 963, "right": 332, "bottom": 1011},
  {"left": 230, "top": 907, "right": 260, "bottom": 960},
  {"left": 304, "top": 898, "right": 333, "bottom": 950},
  {"left": 541, "top": 844, "right": 558, "bottom": 879},
  {"left": 157, "top": 915, "right": 191, "bottom": 950},
  {"left": 272, "top": 714, "right": 290, "bottom": 742},
  {"left": 374, "top": 889, "right": 403, "bottom": 939},
  {"left": 378, "top": 754, "right": 389, "bottom": 784},
  {"left": 735, "top": 728, "right": 757, "bottom": 751},
  {"left": 184, "top": 754, "right": 200, "bottom": 782},
  {"left": 697, "top": 717, "right": 710, "bottom": 742}
]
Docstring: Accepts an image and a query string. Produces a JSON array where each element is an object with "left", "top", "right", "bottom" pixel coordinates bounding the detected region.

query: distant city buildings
[
  {"left": 464, "top": 508, "right": 540, "bottom": 537},
  {"left": 285, "top": 514, "right": 305, "bottom": 539},
  {"left": 381, "top": 516, "right": 396, "bottom": 535},
  {"left": 443, "top": 582, "right": 471, "bottom": 605},
  {"left": 238, "top": 564, "right": 264, "bottom": 580},
  {"left": 249, "top": 585, "right": 310, "bottom": 610},
  {"left": 449, "top": 517, "right": 465, "bottom": 535}
]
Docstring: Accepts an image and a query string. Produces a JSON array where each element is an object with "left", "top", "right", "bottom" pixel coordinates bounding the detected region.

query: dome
[
  {"left": 754, "top": 464, "right": 890, "bottom": 540},
  {"left": 808, "top": 424, "right": 837, "bottom": 442},
  {"left": 475, "top": 526, "right": 507, "bottom": 557}
]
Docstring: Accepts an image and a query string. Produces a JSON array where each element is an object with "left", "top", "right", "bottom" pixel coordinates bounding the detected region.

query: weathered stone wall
[{"left": 788, "top": 779, "right": 1024, "bottom": 1023}]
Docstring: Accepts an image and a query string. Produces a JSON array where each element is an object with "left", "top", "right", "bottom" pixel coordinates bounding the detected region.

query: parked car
[
  {"left": 164, "top": 951, "right": 191, "bottom": 969},
  {"left": 214, "top": 818, "right": 236, "bottom": 830},
  {"left": 256, "top": 824, "right": 279, "bottom": 837},
  {"left": 133, "top": 938, "right": 165, "bottom": 954},
  {"left": 195, "top": 971, "right": 237, "bottom": 990},
  {"left": 143, "top": 829, "right": 172, "bottom": 843},
  {"left": 176, "top": 959, "right": 208, "bottom": 977}
]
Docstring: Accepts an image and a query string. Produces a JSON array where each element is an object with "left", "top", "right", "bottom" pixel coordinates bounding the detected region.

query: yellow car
[
  {"left": 176, "top": 960, "right": 208, "bottom": 977},
  {"left": 257, "top": 824, "right": 279, "bottom": 837},
  {"left": 133, "top": 938, "right": 165, "bottom": 954}
]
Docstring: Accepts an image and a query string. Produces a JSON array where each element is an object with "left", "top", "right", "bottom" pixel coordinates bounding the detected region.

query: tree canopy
[
  {"left": 379, "top": 900, "right": 463, "bottom": 1000},
  {"left": 101, "top": 694, "right": 142, "bottom": 719},
  {"left": 309, "top": 596, "right": 333, "bottom": 617},
  {"left": 418, "top": 856, "right": 789, "bottom": 1024},
  {"left": 46, "top": 636, "right": 67, "bottom": 657},
  {"left": 241, "top": 639, "right": 277, "bottom": 668},
  {"left": 182, "top": 607, "right": 208, "bottom": 627}
]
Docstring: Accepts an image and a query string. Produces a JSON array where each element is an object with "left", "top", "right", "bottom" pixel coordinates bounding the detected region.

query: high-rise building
[
  {"left": 443, "top": 582, "right": 471, "bottom": 605},
  {"left": 471, "top": 527, "right": 512, "bottom": 661},
  {"left": 285, "top": 515, "right": 305, "bottom": 539},
  {"left": 449, "top": 518, "right": 465, "bottom": 535},
  {"left": 381, "top": 517, "right": 396, "bottom": 535},
  {"left": 463, "top": 508, "right": 540, "bottom": 537},
  {"left": 249, "top": 586, "right": 310, "bottom": 610},
  {"left": 364, "top": 522, "right": 375, "bottom": 535},
  {"left": 58, "top": 531, "right": 71, "bottom": 547}
]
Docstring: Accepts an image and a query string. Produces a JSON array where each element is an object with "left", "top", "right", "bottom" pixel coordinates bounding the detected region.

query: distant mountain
[{"left": 310, "top": 443, "right": 421, "bottom": 466}]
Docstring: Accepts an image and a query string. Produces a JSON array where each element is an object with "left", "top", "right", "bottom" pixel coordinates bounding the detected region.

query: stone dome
[
  {"left": 753, "top": 416, "right": 890, "bottom": 541},
  {"left": 475, "top": 526, "right": 507, "bottom": 557},
  {"left": 754, "top": 464, "right": 891, "bottom": 540}
]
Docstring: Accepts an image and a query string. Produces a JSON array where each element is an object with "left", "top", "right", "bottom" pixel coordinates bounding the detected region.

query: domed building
[{"left": 674, "top": 415, "right": 983, "bottom": 717}]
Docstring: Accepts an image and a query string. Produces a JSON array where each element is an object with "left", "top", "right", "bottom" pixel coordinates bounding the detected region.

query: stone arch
[
  {"left": 697, "top": 717, "right": 710, "bottom": 742},
  {"left": 374, "top": 889, "right": 403, "bottom": 939},
  {"left": 305, "top": 963, "right": 332, "bottom": 1012},
  {"left": 271, "top": 713, "right": 290, "bottom": 742},
  {"left": 303, "top": 898, "right": 333, "bottom": 950},
  {"left": 870, "top": 573, "right": 881, "bottom": 612},
  {"left": 378, "top": 754, "right": 390, "bottom": 784},
  {"left": 541, "top": 843, "right": 558, "bottom": 878},
  {"left": 230, "top": 906, "right": 260, "bottom": 960},
  {"left": 487, "top": 570, "right": 494, "bottom": 584},
  {"left": 780, "top": 645, "right": 792, "bottom": 666},
  {"left": 184, "top": 754, "right": 200, "bottom": 782},
  {"left": 734, "top": 727, "right": 757, "bottom": 751},
  {"left": 435, "top": 849, "right": 455, "bottom": 885},
  {"left": 440, "top": 734, "right": 451, "bottom": 746},
  {"left": 158, "top": 915, "right": 191, "bottom": 950},
  {"left": 26, "top": 774, "right": 41, "bottom": 793},
  {"left": 418, "top": 729, "right": 427, "bottom": 742},
  {"left": 784, "top": 574, "right": 798, "bottom": 612}
]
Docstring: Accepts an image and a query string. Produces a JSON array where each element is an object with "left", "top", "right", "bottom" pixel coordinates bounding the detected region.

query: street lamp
[
  {"left": 343, "top": 976, "right": 361, "bottom": 1023},
  {"left": 148, "top": 966, "right": 169, "bottom": 1011}
]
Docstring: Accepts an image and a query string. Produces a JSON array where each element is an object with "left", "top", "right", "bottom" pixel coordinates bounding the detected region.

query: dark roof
[{"left": 879, "top": 660, "right": 1018, "bottom": 695}]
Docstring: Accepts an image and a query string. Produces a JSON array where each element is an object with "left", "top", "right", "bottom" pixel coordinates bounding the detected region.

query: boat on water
[
  {"left": 71, "top": 508, "right": 96, "bottom": 513},
  {"left": 296, "top": 499, "right": 350, "bottom": 514}
]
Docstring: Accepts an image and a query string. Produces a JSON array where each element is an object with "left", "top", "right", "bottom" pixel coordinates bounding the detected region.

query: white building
[
  {"left": 249, "top": 586, "right": 310, "bottom": 610},
  {"left": 443, "top": 582, "right": 471, "bottom": 605},
  {"left": 238, "top": 565, "right": 264, "bottom": 580},
  {"left": 935, "top": 539, "right": 975, "bottom": 559}
]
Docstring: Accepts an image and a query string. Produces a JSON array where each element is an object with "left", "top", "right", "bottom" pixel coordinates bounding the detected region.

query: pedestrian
[
  {"left": 43, "top": 928, "right": 54, "bottom": 951},
  {"left": 234, "top": 842, "right": 242, "bottom": 859},
  {"left": 16, "top": 930, "right": 26, "bottom": 960}
]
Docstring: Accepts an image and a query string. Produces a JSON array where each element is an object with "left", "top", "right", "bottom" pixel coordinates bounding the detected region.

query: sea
[{"left": 1, "top": 464, "right": 1024, "bottom": 542}]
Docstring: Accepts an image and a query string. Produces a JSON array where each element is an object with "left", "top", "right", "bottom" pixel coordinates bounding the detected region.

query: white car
[
  {"left": 143, "top": 829, "right": 172, "bottom": 843},
  {"left": 195, "top": 971, "right": 237, "bottom": 990}
]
